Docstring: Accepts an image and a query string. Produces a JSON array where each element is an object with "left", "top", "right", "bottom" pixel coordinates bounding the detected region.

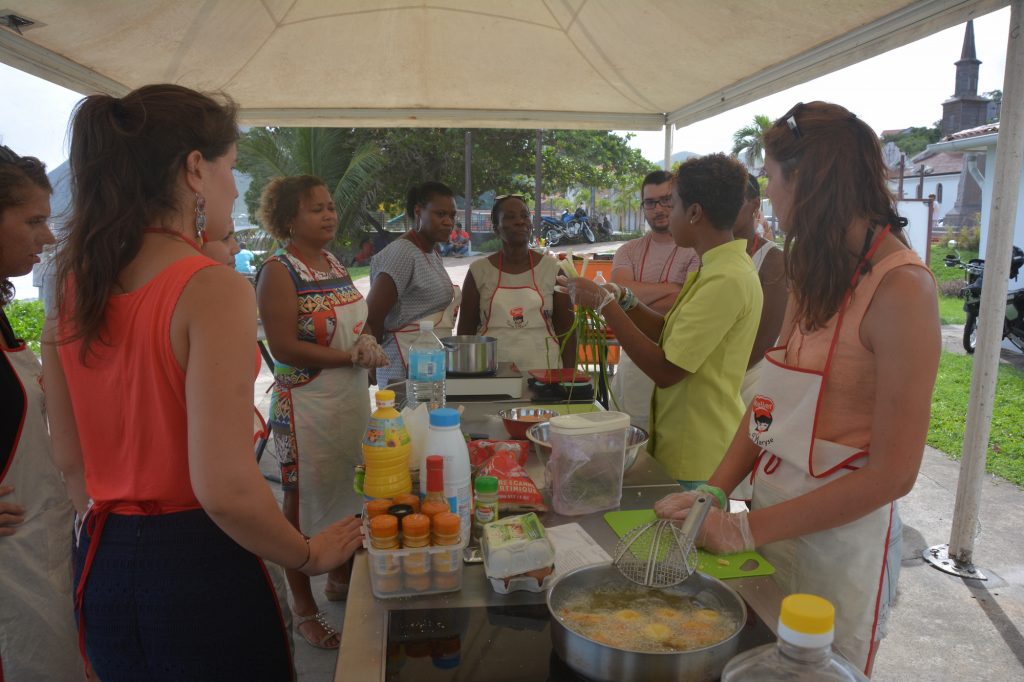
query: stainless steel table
[{"left": 334, "top": 399, "right": 783, "bottom": 681}]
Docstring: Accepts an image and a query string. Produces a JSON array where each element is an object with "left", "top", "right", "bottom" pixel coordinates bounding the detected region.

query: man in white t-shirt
[{"left": 609, "top": 170, "right": 700, "bottom": 430}]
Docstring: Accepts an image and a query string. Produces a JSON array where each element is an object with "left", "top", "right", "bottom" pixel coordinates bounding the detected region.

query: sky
[{"left": 0, "top": 6, "right": 1010, "bottom": 172}]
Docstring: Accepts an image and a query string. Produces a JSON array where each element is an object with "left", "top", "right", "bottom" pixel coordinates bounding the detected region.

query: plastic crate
[{"left": 362, "top": 509, "right": 467, "bottom": 599}]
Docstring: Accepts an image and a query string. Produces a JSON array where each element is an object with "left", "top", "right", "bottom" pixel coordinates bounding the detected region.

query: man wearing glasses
[{"left": 609, "top": 170, "right": 700, "bottom": 431}]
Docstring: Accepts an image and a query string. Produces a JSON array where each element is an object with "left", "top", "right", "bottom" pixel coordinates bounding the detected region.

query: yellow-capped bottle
[{"left": 362, "top": 390, "right": 413, "bottom": 499}]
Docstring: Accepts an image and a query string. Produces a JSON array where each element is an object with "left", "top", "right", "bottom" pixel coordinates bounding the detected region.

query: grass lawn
[
  {"left": 930, "top": 246, "right": 976, "bottom": 326},
  {"left": 929, "top": 351, "right": 1024, "bottom": 487},
  {"left": 347, "top": 265, "right": 370, "bottom": 282}
]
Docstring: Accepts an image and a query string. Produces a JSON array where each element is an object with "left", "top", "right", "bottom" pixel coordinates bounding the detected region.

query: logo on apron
[
  {"left": 751, "top": 395, "right": 775, "bottom": 446},
  {"left": 353, "top": 320, "right": 364, "bottom": 335},
  {"left": 508, "top": 306, "right": 527, "bottom": 328}
]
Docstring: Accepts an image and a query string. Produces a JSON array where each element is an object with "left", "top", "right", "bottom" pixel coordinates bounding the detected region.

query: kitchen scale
[{"left": 446, "top": 362, "right": 524, "bottom": 400}]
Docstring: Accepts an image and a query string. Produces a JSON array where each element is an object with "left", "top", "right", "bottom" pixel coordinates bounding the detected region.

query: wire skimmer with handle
[{"left": 612, "top": 495, "right": 714, "bottom": 588}]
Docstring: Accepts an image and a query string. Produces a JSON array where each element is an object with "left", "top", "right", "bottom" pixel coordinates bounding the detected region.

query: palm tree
[
  {"left": 237, "top": 127, "right": 384, "bottom": 253},
  {"left": 731, "top": 114, "right": 773, "bottom": 168},
  {"left": 612, "top": 190, "right": 639, "bottom": 233}
]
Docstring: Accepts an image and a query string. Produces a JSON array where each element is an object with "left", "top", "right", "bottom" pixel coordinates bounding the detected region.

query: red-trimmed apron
[
  {"left": 747, "top": 227, "right": 894, "bottom": 673},
  {"left": 386, "top": 286, "right": 461, "bottom": 378},
  {"left": 479, "top": 252, "right": 558, "bottom": 371},
  {"left": 612, "top": 234, "right": 682, "bottom": 429},
  {"left": 0, "top": 346, "right": 82, "bottom": 680}
]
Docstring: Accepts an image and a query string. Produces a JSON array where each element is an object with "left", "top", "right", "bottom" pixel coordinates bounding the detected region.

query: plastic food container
[
  {"left": 548, "top": 411, "right": 630, "bottom": 516},
  {"left": 362, "top": 510, "right": 467, "bottom": 599},
  {"left": 481, "top": 513, "right": 556, "bottom": 594}
]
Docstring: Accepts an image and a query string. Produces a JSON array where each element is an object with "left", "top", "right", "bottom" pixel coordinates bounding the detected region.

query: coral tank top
[{"left": 58, "top": 256, "right": 218, "bottom": 512}]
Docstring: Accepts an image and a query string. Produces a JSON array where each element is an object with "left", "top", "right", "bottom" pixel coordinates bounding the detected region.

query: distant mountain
[{"left": 671, "top": 150, "right": 699, "bottom": 166}]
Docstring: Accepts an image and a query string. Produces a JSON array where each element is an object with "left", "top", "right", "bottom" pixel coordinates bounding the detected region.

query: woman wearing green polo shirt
[{"left": 558, "top": 153, "right": 762, "bottom": 488}]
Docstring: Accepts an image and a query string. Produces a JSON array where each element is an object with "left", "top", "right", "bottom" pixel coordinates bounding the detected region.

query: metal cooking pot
[
  {"left": 546, "top": 563, "right": 747, "bottom": 682},
  {"left": 441, "top": 335, "right": 497, "bottom": 375}
]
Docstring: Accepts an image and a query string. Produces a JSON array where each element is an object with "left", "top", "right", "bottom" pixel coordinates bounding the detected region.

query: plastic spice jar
[
  {"left": 401, "top": 513, "right": 432, "bottom": 592},
  {"left": 393, "top": 493, "right": 421, "bottom": 514},
  {"left": 369, "top": 514, "right": 401, "bottom": 594},
  {"left": 472, "top": 475, "right": 499, "bottom": 542},
  {"left": 366, "top": 498, "right": 394, "bottom": 519},
  {"left": 431, "top": 512, "right": 462, "bottom": 590}
]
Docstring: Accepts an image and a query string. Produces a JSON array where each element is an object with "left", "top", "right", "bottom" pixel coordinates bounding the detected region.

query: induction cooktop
[{"left": 383, "top": 602, "right": 773, "bottom": 682}]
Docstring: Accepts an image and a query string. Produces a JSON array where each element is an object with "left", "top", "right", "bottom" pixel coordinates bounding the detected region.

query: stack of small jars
[{"left": 366, "top": 497, "right": 463, "bottom": 596}]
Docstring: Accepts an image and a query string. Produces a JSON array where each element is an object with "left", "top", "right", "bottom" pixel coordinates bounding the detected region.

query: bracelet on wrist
[
  {"left": 294, "top": 535, "right": 312, "bottom": 571},
  {"left": 697, "top": 483, "right": 728, "bottom": 510},
  {"left": 618, "top": 287, "right": 639, "bottom": 312}
]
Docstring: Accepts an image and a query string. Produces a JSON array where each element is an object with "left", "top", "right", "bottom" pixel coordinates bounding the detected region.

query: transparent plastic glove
[
  {"left": 352, "top": 334, "right": 389, "bottom": 369},
  {"left": 555, "top": 274, "right": 614, "bottom": 311},
  {"left": 655, "top": 491, "right": 698, "bottom": 520},
  {"left": 693, "top": 508, "right": 755, "bottom": 555}
]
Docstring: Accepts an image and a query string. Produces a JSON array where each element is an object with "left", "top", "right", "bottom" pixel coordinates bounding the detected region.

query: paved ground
[{"left": 255, "top": 240, "right": 1024, "bottom": 681}]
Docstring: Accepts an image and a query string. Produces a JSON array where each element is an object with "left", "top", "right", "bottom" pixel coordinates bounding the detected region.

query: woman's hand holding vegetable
[{"left": 555, "top": 274, "right": 615, "bottom": 311}]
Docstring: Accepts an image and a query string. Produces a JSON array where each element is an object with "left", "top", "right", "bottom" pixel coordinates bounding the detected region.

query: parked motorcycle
[
  {"left": 539, "top": 209, "right": 596, "bottom": 246},
  {"left": 944, "top": 245, "right": 1024, "bottom": 354}
]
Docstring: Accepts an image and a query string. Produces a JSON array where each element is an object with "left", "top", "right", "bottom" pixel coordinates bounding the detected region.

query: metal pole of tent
[
  {"left": 535, "top": 130, "right": 543, "bottom": 236},
  {"left": 925, "top": 0, "right": 1024, "bottom": 579},
  {"left": 464, "top": 131, "right": 472, "bottom": 235},
  {"left": 663, "top": 122, "right": 673, "bottom": 172}
]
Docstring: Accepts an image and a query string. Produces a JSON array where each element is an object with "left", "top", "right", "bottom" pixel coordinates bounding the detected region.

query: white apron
[
  {"left": 479, "top": 252, "right": 559, "bottom": 371},
  {"left": 291, "top": 295, "right": 371, "bottom": 535},
  {"left": 0, "top": 345, "right": 83, "bottom": 681},
  {"left": 386, "top": 285, "right": 461, "bottom": 381},
  {"left": 747, "top": 228, "right": 896, "bottom": 673}
]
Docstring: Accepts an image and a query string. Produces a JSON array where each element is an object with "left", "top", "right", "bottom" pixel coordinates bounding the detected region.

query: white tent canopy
[{"left": 0, "top": 0, "right": 1009, "bottom": 130}]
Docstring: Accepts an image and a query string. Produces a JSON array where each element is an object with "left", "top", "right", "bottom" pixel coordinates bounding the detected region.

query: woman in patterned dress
[{"left": 257, "top": 175, "right": 387, "bottom": 649}]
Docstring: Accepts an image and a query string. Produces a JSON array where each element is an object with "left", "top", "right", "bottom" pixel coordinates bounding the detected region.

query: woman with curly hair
[
  {"left": 655, "top": 102, "right": 941, "bottom": 674},
  {"left": 257, "top": 175, "right": 387, "bottom": 649},
  {"left": 559, "top": 153, "right": 763, "bottom": 487}
]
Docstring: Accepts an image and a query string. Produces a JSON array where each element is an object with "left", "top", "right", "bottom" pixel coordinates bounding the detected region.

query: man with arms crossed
[{"left": 610, "top": 170, "right": 700, "bottom": 430}]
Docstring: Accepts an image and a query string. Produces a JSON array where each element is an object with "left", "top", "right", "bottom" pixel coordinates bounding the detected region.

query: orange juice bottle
[{"left": 362, "top": 390, "right": 412, "bottom": 499}]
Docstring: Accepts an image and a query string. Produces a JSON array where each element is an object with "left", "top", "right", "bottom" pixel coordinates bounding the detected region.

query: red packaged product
[
  {"left": 477, "top": 449, "right": 547, "bottom": 514},
  {"left": 468, "top": 440, "right": 530, "bottom": 469}
]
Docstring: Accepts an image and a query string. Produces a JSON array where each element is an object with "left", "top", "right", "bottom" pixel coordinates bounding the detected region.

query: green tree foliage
[
  {"left": 238, "top": 127, "right": 654, "bottom": 235},
  {"left": 731, "top": 114, "right": 773, "bottom": 167},
  {"left": 237, "top": 127, "right": 384, "bottom": 250},
  {"left": 882, "top": 124, "right": 942, "bottom": 158},
  {"left": 4, "top": 299, "right": 44, "bottom": 353}
]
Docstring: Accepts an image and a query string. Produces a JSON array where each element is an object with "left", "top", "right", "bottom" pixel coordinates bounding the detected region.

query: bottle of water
[
  {"left": 721, "top": 594, "right": 869, "bottom": 681},
  {"left": 407, "top": 319, "right": 446, "bottom": 410}
]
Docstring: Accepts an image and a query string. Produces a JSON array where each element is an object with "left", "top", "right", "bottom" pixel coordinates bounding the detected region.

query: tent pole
[
  {"left": 663, "top": 123, "right": 673, "bottom": 171},
  {"left": 464, "top": 131, "right": 472, "bottom": 234},
  {"left": 535, "top": 130, "right": 543, "bottom": 235},
  {"left": 927, "top": 0, "right": 1024, "bottom": 578}
]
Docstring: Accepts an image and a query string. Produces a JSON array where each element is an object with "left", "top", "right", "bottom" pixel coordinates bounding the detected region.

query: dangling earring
[{"left": 194, "top": 194, "right": 207, "bottom": 244}]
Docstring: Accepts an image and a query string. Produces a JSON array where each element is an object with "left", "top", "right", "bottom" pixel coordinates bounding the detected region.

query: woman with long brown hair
[
  {"left": 655, "top": 102, "right": 940, "bottom": 674},
  {"left": 42, "top": 84, "right": 363, "bottom": 679}
]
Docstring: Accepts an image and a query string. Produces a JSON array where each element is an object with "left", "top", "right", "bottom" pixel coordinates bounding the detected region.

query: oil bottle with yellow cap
[{"left": 721, "top": 593, "right": 868, "bottom": 680}]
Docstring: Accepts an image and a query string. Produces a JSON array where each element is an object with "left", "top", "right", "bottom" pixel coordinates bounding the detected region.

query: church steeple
[
  {"left": 954, "top": 20, "right": 981, "bottom": 97},
  {"left": 942, "top": 20, "right": 988, "bottom": 135}
]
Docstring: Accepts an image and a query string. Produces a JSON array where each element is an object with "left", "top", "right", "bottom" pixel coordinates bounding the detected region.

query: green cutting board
[{"left": 603, "top": 510, "right": 774, "bottom": 580}]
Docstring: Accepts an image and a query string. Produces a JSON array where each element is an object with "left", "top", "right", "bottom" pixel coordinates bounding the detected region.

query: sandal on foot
[{"left": 295, "top": 611, "right": 340, "bottom": 649}]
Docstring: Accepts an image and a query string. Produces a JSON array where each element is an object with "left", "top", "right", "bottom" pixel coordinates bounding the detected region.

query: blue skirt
[{"left": 74, "top": 508, "right": 293, "bottom": 681}]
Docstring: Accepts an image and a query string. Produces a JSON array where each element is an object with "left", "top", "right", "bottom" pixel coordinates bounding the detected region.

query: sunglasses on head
[
  {"left": 495, "top": 194, "right": 527, "bottom": 202},
  {"left": 779, "top": 102, "right": 805, "bottom": 139}
]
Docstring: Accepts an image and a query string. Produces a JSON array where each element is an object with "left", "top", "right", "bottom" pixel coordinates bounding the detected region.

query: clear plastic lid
[{"left": 550, "top": 411, "right": 629, "bottom": 436}]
